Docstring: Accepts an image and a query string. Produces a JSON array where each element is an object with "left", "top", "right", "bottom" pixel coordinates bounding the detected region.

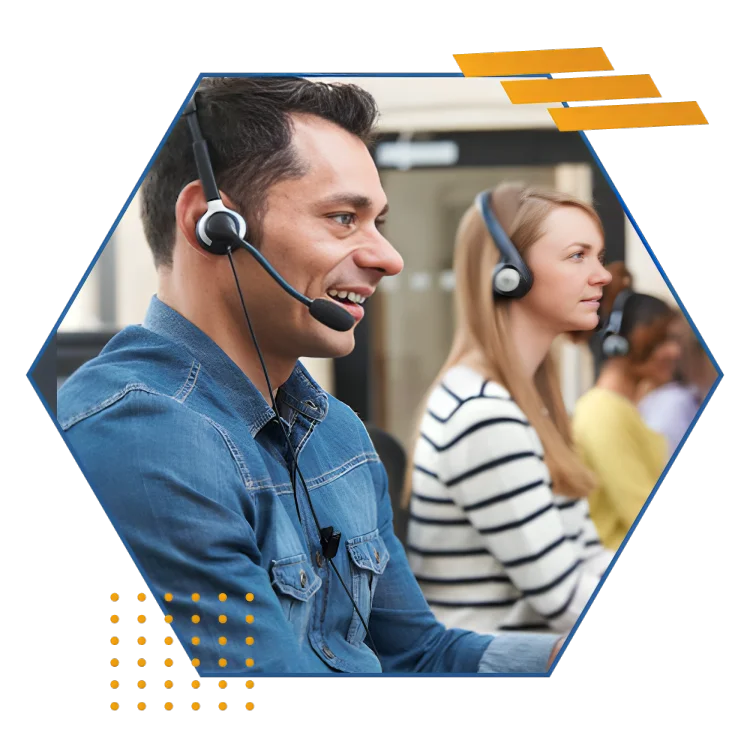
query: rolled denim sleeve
[
  {"left": 368, "top": 457, "right": 556, "bottom": 673},
  {"left": 477, "top": 632, "right": 561, "bottom": 673}
]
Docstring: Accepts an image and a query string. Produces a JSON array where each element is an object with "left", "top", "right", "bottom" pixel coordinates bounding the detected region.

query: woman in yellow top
[{"left": 572, "top": 267, "right": 681, "bottom": 550}]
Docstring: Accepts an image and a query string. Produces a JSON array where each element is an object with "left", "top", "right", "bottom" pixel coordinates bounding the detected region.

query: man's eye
[{"left": 330, "top": 213, "right": 356, "bottom": 226}]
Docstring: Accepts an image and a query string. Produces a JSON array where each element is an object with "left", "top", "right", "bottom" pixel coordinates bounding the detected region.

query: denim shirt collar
[{"left": 143, "top": 295, "right": 328, "bottom": 436}]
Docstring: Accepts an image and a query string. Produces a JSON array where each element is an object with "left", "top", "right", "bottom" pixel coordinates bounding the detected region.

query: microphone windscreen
[{"left": 309, "top": 298, "right": 356, "bottom": 332}]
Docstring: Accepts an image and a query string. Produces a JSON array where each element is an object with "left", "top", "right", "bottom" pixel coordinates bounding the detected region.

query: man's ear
[{"left": 176, "top": 182, "right": 245, "bottom": 255}]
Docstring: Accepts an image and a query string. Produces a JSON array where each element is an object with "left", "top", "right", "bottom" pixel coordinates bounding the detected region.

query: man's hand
[{"left": 547, "top": 637, "right": 566, "bottom": 669}]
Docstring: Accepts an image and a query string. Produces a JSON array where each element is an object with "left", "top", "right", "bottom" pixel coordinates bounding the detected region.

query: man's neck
[{"left": 157, "top": 273, "right": 294, "bottom": 407}]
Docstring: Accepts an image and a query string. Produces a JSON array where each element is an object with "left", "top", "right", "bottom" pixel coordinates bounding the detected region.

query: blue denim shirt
[{"left": 58, "top": 296, "right": 558, "bottom": 675}]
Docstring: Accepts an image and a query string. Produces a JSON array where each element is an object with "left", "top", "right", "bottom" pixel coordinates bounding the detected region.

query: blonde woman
[{"left": 405, "top": 184, "right": 613, "bottom": 634}]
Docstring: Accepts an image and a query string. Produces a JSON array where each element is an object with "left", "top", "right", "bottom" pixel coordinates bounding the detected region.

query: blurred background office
[{"left": 56, "top": 76, "right": 688, "bottom": 536}]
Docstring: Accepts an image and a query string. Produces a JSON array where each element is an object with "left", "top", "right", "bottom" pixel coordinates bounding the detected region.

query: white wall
[
  {"left": 318, "top": 76, "right": 555, "bottom": 132},
  {"left": 625, "top": 217, "right": 673, "bottom": 302}
]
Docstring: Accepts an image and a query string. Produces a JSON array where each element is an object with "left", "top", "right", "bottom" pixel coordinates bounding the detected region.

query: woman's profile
[{"left": 405, "top": 183, "right": 613, "bottom": 634}]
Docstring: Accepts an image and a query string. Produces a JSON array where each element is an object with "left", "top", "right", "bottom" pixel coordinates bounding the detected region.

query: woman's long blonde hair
[{"left": 403, "top": 184, "right": 600, "bottom": 505}]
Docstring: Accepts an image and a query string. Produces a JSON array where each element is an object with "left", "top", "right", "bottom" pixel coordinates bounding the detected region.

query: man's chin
[{"left": 301, "top": 333, "right": 356, "bottom": 360}]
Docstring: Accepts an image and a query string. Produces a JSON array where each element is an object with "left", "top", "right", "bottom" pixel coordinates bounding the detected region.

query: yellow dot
[
  {"left": 138, "top": 680, "right": 146, "bottom": 689},
  {"left": 110, "top": 680, "right": 119, "bottom": 689},
  {"left": 245, "top": 680, "right": 254, "bottom": 689},
  {"left": 137, "top": 593, "right": 146, "bottom": 602},
  {"left": 192, "top": 593, "right": 200, "bottom": 602},
  {"left": 218, "top": 593, "right": 227, "bottom": 602},
  {"left": 165, "top": 680, "right": 173, "bottom": 689},
  {"left": 218, "top": 636, "right": 227, "bottom": 646},
  {"left": 219, "top": 680, "right": 227, "bottom": 689},
  {"left": 165, "top": 615, "right": 173, "bottom": 624},
  {"left": 218, "top": 658, "right": 227, "bottom": 667},
  {"left": 192, "top": 615, "right": 200, "bottom": 624},
  {"left": 165, "top": 637, "right": 173, "bottom": 645},
  {"left": 219, "top": 702, "right": 227, "bottom": 711},
  {"left": 218, "top": 614, "right": 227, "bottom": 624},
  {"left": 165, "top": 658, "right": 173, "bottom": 667},
  {"left": 110, "top": 659, "right": 119, "bottom": 667},
  {"left": 138, "top": 615, "right": 146, "bottom": 624},
  {"left": 110, "top": 593, "right": 119, "bottom": 602},
  {"left": 164, "top": 592, "right": 173, "bottom": 602},
  {"left": 192, "top": 702, "right": 200, "bottom": 711},
  {"left": 137, "top": 636, "right": 146, "bottom": 645},
  {"left": 245, "top": 658, "right": 254, "bottom": 667},
  {"left": 245, "top": 637, "right": 254, "bottom": 646},
  {"left": 192, "top": 659, "right": 200, "bottom": 667},
  {"left": 245, "top": 702, "right": 254, "bottom": 711},
  {"left": 138, "top": 702, "right": 146, "bottom": 711},
  {"left": 191, "top": 680, "right": 200, "bottom": 689},
  {"left": 165, "top": 702, "right": 173, "bottom": 711},
  {"left": 245, "top": 615, "right": 254, "bottom": 624},
  {"left": 138, "top": 658, "right": 146, "bottom": 667},
  {"left": 110, "top": 636, "right": 119, "bottom": 645},
  {"left": 110, "top": 703, "right": 119, "bottom": 711},
  {"left": 110, "top": 615, "right": 119, "bottom": 624},
  {"left": 191, "top": 637, "right": 200, "bottom": 646},
  {"left": 245, "top": 593, "right": 254, "bottom": 602}
]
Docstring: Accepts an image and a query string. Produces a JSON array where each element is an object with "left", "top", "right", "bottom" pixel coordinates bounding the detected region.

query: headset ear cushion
[
  {"left": 602, "top": 334, "right": 629, "bottom": 358},
  {"left": 493, "top": 266, "right": 522, "bottom": 295}
]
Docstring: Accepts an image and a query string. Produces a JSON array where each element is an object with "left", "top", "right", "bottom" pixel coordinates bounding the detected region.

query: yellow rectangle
[
  {"left": 503, "top": 74, "right": 660, "bottom": 104},
  {"left": 454, "top": 48, "right": 613, "bottom": 76},
  {"left": 550, "top": 102, "right": 708, "bottom": 130}
]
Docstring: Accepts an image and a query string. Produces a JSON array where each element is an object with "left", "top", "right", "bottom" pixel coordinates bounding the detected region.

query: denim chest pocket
[
  {"left": 345, "top": 529, "right": 390, "bottom": 646},
  {"left": 271, "top": 553, "right": 322, "bottom": 640}
]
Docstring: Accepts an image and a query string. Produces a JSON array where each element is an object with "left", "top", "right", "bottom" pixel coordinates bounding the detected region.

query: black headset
[
  {"left": 600, "top": 289, "right": 633, "bottom": 358},
  {"left": 475, "top": 188, "right": 533, "bottom": 299},
  {"left": 182, "top": 93, "right": 378, "bottom": 661}
]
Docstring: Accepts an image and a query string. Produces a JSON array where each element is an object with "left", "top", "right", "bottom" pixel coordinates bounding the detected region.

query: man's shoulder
[
  {"left": 58, "top": 325, "right": 200, "bottom": 431},
  {"left": 317, "top": 391, "right": 374, "bottom": 444}
]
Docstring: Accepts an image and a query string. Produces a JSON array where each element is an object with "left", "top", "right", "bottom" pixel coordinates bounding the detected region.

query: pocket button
[
  {"left": 374, "top": 550, "right": 380, "bottom": 564},
  {"left": 316, "top": 551, "right": 323, "bottom": 568},
  {"left": 300, "top": 570, "right": 308, "bottom": 588},
  {"left": 322, "top": 646, "right": 335, "bottom": 660}
]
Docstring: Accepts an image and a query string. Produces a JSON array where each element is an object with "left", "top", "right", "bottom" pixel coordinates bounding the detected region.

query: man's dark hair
[{"left": 140, "top": 77, "right": 380, "bottom": 268}]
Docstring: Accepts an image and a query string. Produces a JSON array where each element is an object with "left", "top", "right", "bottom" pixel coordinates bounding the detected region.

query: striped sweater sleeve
[{"left": 428, "top": 396, "right": 601, "bottom": 631}]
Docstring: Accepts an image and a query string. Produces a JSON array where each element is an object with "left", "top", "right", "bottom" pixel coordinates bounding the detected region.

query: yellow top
[{"left": 572, "top": 388, "right": 667, "bottom": 550}]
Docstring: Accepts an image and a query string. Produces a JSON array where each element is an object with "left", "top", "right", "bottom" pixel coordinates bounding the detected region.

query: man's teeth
[{"left": 327, "top": 290, "right": 365, "bottom": 304}]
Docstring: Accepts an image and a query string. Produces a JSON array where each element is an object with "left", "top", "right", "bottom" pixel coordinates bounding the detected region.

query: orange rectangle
[
  {"left": 503, "top": 74, "right": 660, "bottom": 104},
  {"left": 549, "top": 102, "right": 708, "bottom": 130},
  {"left": 454, "top": 48, "right": 613, "bottom": 76}
]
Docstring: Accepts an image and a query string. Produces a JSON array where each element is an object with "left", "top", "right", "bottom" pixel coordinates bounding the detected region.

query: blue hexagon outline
[{"left": 26, "top": 71, "right": 723, "bottom": 677}]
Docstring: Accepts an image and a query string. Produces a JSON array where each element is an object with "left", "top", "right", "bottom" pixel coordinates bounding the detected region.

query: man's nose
[{"left": 357, "top": 234, "right": 404, "bottom": 277}]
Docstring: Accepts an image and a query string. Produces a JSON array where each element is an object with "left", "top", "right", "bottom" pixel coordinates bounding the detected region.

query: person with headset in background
[
  {"left": 637, "top": 315, "right": 717, "bottom": 460},
  {"left": 57, "top": 77, "right": 563, "bottom": 674},
  {"left": 572, "top": 264, "right": 680, "bottom": 551},
  {"left": 405, "top": 183, "right": 614, "bottom": 635}
]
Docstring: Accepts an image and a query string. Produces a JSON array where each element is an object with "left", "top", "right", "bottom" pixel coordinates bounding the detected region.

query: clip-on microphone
[{"left": 182, "top": 94, "right": 379, "bottom": 660}]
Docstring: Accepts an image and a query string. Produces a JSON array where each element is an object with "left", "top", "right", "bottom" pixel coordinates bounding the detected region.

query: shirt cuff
[{"left": 477, "top": 632, "right": 561, "bottom": 674}]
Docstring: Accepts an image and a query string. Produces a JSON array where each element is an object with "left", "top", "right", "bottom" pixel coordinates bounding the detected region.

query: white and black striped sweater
[{"left": 407, "top": 365, "right": 612, "bottom": 634}]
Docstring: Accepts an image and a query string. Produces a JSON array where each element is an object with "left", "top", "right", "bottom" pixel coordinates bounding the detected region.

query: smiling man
[{"left": 58, "top": 77, "right": 561, "bottom": 674}]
